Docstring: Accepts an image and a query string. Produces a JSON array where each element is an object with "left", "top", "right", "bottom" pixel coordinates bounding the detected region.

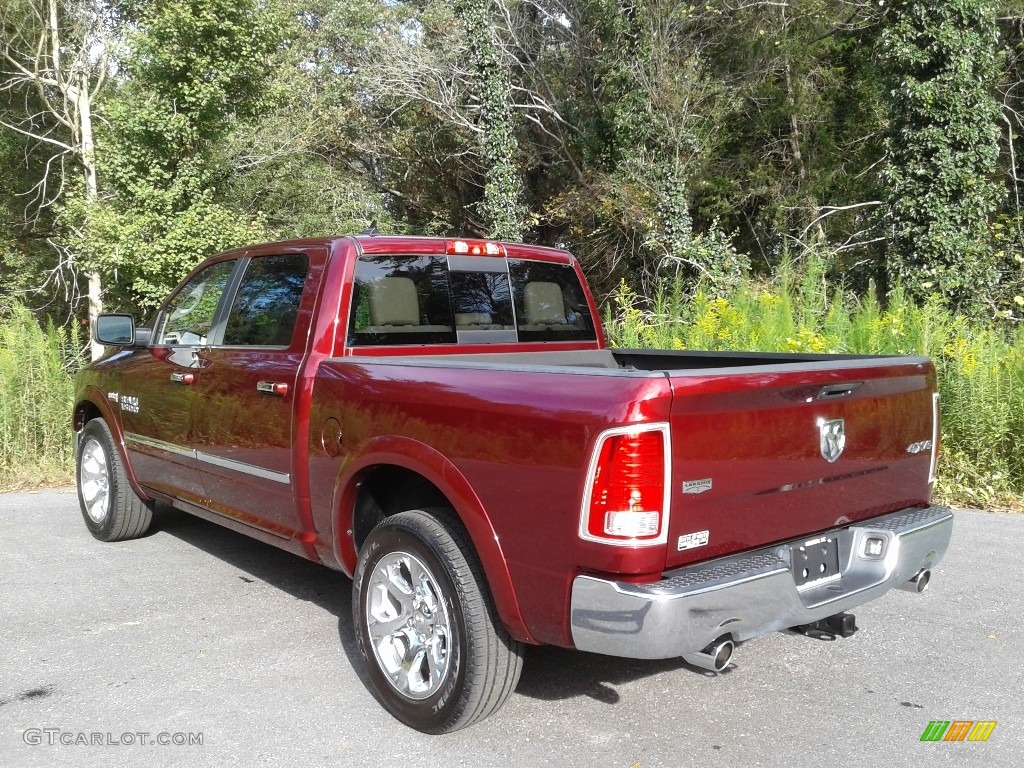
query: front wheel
[
  {"left": 76, "top": 418, "right": 153, "bottom": 541},
  {"left": 353, "top": 509, "right": 524, "bottom": 733}
]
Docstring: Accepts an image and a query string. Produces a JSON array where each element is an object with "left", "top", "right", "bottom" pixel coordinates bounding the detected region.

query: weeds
[
  {"left": 0, "top": 305, "right": 83, "bottom": 489},
  {"left": 4, "top": 275, "right": 1023, "bottom": 511},
  {"left": 606, "top": 265, "right": 1024, "bottom": 510}
]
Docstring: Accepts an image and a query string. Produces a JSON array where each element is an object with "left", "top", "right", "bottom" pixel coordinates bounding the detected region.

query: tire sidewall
[
  {"left": 353, "top": 521, "right": 469, "bottom": 732},
  {"left": 76, "top": 419, "right": 117, "bottom": 539}
]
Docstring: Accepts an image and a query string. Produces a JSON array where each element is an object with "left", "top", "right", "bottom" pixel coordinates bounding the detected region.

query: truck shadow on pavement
[
  {"left": 151, "top": 506, "right": 717, "bottom": 707},
  {"left": 150, "top": 505, "right": 353, "bottom": 620}
]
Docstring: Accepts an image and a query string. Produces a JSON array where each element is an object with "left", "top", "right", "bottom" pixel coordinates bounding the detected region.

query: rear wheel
[
  {"left": 76, "top": 418, "right": 153, "bottom": 541},
  {"left": 353, "top": 508, "right": 524, "bottom": 733}
]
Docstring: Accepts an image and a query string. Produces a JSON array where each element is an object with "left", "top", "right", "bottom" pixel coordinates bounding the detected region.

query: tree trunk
[{"left": 74, "top": 69, "right": 104, "bottom": 359}]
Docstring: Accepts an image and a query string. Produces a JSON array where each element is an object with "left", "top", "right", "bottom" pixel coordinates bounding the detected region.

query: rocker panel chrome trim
[
  {"left": 194, "top": 450, "right": 291, "bottom": 484},
  {"left": 124, "top": 432, "right": 290, "bottom": 484}
]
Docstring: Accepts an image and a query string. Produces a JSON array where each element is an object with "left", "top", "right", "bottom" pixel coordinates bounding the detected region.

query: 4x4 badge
[{"left": 818, "top": 418, "right": 845, "bottom": 463}]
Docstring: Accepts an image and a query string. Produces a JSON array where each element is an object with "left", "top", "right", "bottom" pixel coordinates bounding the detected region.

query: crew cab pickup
[{"left": 73, "top": 235, "right": 952, "bottom": 733}]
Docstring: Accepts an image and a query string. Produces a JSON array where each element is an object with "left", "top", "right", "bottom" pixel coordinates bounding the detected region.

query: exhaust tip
[
  {"left": 683, "top": 638, "right": 734, "bottom": 673},
  {"left": 898, "top": 568, "right": 931, "bottom": 593}
]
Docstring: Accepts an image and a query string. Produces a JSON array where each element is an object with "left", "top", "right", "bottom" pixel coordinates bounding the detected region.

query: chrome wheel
[
  {"left": 365, "top": 550, "right": 452, "bottom": 700},
  {"left": 79, "top": 437, "right": 110, "bottom": 523}
]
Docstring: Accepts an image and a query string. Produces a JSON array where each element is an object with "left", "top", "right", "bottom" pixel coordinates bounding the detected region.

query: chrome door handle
[{"left": 257, "top": 381, "right": 289, "bottom": 396}]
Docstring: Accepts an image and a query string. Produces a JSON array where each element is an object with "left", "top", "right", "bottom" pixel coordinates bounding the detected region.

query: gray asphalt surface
[{"left": 1, "top": 488, "right": 1021, "bottom": 767}]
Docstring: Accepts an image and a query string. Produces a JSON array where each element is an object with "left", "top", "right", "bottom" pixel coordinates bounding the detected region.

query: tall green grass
[
  {"left": 606, "top": 261, "right": 1024, "bottom": 510},
  {"left": 3, "top": 273, "right": 1023, "bottom": 511},
  {"left": 0, "top": 304, "right": 83, "bottom": 489}
]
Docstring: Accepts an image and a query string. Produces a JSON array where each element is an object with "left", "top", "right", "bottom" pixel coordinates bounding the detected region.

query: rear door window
[{"left": 222, "top": 254, "right": 310, "bottom": 347}]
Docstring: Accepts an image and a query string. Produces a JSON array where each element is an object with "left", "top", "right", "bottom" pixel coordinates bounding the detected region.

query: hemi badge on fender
[
  {"left": 678, "top": 530, "right": 710, "bottom": 551},
  {"left": 683, "top": 478, "right": 713, "bottom": 494}
]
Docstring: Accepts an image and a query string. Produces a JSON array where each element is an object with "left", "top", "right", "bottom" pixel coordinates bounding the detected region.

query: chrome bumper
[{"left": 570, "top": 505, "right": 953, "bottom": 659}]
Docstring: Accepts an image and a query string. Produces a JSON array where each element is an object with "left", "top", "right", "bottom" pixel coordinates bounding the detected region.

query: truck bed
[
  {"left": 314, "top": 346, "right": 937, "bottom": 645},
  {"left": 380, "top": 347, "right": 915, "bottom": 373}
]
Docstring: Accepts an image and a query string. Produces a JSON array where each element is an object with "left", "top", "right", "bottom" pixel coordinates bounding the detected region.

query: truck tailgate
[{"left": 665, "top": 358, "right": 938, "bottom": 569}]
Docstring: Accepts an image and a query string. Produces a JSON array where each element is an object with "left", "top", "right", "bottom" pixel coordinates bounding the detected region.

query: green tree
[
  {"left": 1, "top": 0, "right": 116, "bottom": 355},
  {"left": 878, "top": 0, "right": 1003, "bottom": 311},
  {"left": 455, "top": 0, "right": 526, "bottom": 241},
  {"left": 217, "top": 0, "right": 397, "bottom": 239},
  {"left": 533, "top": 1, "right": 742, "bottom": 292},
  {"left": 72, "top": 0, "right": 279, "bottom": 310},
  {"left": 694, "top": 1, "right": 888, "bottom": 273}
]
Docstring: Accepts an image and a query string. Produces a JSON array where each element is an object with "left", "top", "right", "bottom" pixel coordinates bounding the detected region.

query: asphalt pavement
[{"left": 1, "top": 488, "right": 1021, "bottom": 767}]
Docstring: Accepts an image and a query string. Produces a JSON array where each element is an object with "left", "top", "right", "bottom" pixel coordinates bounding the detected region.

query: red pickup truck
[{"left": 73, "top": 235, "right": 952, "bottom": 733}]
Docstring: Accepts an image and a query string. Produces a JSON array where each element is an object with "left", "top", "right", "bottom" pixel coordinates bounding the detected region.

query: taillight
[{"left": 579, "top": 424, "right": 670, "bottom": 546}]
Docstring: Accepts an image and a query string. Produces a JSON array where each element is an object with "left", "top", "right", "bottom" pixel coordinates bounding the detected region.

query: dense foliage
[
  {"left": 3, "top": 0, "right": 1024, "bottom": 315},
  {"left": 606, "top": 262, "right": 1024, "bottom": 510},
  {"left": 879, "top": 0, "right": 1003, "bottom": 311},
  {"left": 4, "top": 1, "right": 1024, "bottom": 504}
]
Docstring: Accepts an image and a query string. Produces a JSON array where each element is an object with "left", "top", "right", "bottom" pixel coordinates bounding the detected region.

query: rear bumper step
[{"left": 570, "top": 505, "right": 953, "bottom": 659}]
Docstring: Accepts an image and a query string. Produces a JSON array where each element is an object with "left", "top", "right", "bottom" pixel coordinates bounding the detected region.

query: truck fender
[
  {"left": 73, "top": 387, "right": 154, "bottom": 503},
  {"left": 332, "top": 435, "right": 535, "bottom": 644}
]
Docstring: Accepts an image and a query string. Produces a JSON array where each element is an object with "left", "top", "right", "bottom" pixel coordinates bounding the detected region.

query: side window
[
  {"left": 154, "top": 260, "right": 236, "bottom": 346},
  {"left": 222, "top": 254, "right": 309, "bottom": 347}
]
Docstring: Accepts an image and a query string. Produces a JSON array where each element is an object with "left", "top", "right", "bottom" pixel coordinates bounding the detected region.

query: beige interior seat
[
  {"left": 369, "top": 277, "right": 419, "bottom": 326},
  {"left": 520, "top": 281, "right": 577, "bottom": 331},
  {"left": 360, "top": 276, "right": 451, "bottom": 333}
]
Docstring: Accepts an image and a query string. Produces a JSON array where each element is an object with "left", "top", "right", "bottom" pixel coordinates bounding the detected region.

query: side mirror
[{"left": 94, "top": 314, "right": 141, "bottom": 346}]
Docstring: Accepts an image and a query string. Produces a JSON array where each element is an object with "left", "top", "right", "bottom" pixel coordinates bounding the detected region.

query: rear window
[{"left": 348, "top": 254, "right": 595, "bottom": 347}]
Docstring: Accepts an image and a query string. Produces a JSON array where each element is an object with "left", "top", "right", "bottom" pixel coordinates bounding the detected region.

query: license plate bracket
[{"left": 791, "top": 535, "right": 840, "bottom": 589}]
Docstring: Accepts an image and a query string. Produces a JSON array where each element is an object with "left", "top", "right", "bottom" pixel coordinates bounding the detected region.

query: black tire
[
  {"left": 352, "top": 508, "right": 524, "bottom": 733},
  {"left": 76, "top": 418, "right": 153, "bottom": 542}
]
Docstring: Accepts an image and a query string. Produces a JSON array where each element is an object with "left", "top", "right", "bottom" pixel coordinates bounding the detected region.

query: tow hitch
[{"left": 793, "top": 611, "right": 858, "bottom": 639}]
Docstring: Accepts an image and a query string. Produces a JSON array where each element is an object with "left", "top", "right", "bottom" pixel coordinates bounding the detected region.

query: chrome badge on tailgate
[{"left": 818, "top": 418, "right": 845, "bottom": 463}]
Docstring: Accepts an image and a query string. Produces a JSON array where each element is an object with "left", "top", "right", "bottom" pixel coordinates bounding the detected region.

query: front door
[{"left": 119, "top": 259, "right": 237, "bottom": 504}]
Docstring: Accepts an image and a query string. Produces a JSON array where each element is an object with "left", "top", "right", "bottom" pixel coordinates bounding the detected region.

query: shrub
[{"left": 606, "top": 267, "right": 1024, "bottom": 510}]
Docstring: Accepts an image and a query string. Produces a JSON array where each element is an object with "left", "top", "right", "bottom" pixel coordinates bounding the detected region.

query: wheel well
[
  {"left": 351, "top": 466, "right": 451, "bottom": 550},
  {"left": 74, "top": 401, "right": 103, "bottom": 432}
]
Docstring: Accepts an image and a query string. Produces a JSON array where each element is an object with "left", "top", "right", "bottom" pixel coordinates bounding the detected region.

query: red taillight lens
[{"left": 580, "top": 425, "right": 669, "bottom": 545}]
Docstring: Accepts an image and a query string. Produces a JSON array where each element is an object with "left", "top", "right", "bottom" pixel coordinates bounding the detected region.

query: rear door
[
  {"left": 665, "top": 358, "right": 939, "bottom": 569},
  {"left": 191, "top": 249, "right": 324, "bottom": 537}
]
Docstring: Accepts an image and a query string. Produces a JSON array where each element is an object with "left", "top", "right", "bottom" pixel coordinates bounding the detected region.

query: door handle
[
  {"left": 257, "top": 381, "right": 289, "bottom": 396},
  {"left": 816, "top": 382, "right": 862, "bottom": 400},
  {"left": 170, "top": 372, "right": 195, "bottom": 385}
]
